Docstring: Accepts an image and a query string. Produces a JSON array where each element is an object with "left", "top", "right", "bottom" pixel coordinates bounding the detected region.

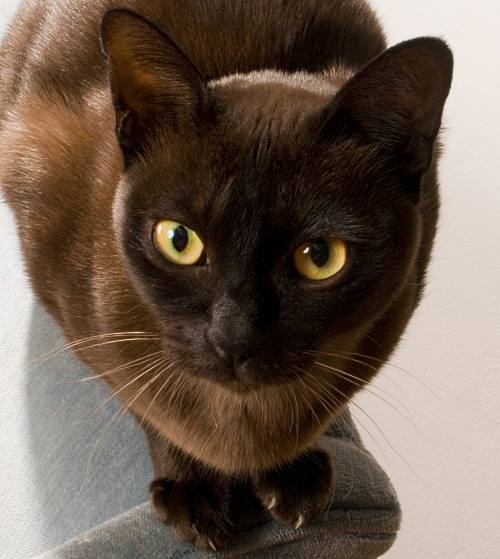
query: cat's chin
[
  {"left": 219, "top": 375, "right": 291, "bottom": 395},
  {"left": 189, "top": 363, "right": 297, "bottom": 395},
  {"left": 195, "top": 371, "right": 272, "bottom": 395},
  {"left": 219, "top": 378, "right": 257, "bottom": 395}
]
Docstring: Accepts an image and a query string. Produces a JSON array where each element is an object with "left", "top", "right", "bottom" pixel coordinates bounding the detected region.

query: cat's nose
[
  {"left": 207, "top": 330, "right": 254, "bottom": 370},
  {"left": 208, "top": 292, "right": 258, "bottom": 372}
]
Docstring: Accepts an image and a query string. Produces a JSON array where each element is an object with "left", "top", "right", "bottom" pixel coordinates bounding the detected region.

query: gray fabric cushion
[{"left": 36, "top": 408, "right": 401, "bottom": 559}]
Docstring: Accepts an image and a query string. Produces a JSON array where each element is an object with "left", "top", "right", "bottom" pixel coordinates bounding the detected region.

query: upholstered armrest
[{"left": 38, "top": 409, "right": 400, "bottom": 559}]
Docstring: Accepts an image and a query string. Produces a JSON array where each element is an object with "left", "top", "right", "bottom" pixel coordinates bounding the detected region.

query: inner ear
[
  {"left": 321, "top": 37, "right": 453, "bottom": 180},
  {"left": 101, "top": 8, "right": 207, "bottom": 165}
]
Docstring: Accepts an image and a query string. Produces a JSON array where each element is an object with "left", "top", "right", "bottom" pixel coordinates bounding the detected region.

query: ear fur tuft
[
  {"left": 322, "top": 37, "right": 453, "bottom": 180},
  {"left": 101, "top": 9, "right": 207, "bottom": 164}
]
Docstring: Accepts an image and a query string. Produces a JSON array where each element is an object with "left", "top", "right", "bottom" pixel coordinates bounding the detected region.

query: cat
[{"left": 0, "top": 0, "right": 453, "bottom": 551}]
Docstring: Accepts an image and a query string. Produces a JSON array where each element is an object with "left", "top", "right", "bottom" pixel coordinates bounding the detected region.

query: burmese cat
[{"left": 0, "top": 0, "right": 453, "bottom": 551}]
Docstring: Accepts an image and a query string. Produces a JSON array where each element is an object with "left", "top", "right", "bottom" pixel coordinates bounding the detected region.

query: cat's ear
[
  {"left": 101, "top": 9, "right": 207, "bottom": 165},
  {"left": 322, "top": 37, "right": 453, "bottom": 182}
]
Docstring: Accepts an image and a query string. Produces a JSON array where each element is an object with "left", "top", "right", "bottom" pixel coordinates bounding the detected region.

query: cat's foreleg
[
  {"left": 144, "top": 425, "right": 236, "bottom": 551},
  {"left": 252, "top": 448, "right": 334, "bottom": 529}
]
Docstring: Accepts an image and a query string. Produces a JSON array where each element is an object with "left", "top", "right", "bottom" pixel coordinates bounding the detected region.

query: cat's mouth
[
  {"left": 185, "top": 353, "right": 306, "bottom": 394},
  {"left": 160, "top": 336, "right": 312, "bottom": 393}
]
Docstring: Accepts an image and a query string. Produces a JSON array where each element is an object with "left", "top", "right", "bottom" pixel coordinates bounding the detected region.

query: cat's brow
[{"left": 292, "top": 217, "right": 378, "bottom": 244}]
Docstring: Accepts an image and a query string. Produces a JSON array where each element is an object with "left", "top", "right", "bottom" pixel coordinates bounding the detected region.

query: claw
[
  {"left": 208, "top": 538, "right": 217, "bottom": 551},
  {"left": 191, "top": 524, "right": 199, "bottom": 537},
  {"left": 294, "top": 514, "right": 305, "bottom": 530},
  {"left": 265, "top": 496, "right": 278, "bottom": 510}
]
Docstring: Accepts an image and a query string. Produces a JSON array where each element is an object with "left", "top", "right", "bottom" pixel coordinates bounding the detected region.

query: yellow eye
[
  {"left": 154, "top": 220, "right": 205, "bottom": 266},
  {"left": 294, "top": 238, "right": 347, "bottom": 281}
]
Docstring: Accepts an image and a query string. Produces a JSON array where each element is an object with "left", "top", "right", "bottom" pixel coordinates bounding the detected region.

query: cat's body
[{"left": 0, "top": 0, "right": 452, "bottom": 550}]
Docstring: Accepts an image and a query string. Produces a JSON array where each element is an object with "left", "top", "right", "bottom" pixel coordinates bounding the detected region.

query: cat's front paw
[
  {"left": 150, "top": 477, "right": 234, "bottom": 551},
  {"left": 252, "top": 449, "right": 333, "bottom": 529}
]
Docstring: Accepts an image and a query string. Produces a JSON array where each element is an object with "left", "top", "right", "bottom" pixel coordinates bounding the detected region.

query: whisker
[
  {"left": 79, "top": 351, "right": 165, "bottom": 382},
  {"left": 138, "top": 362, "right": 180, "bottom": 429},
  {"left": 120, "top": 360, "right": 171, "bottom": 417},
  {"left": 71, "top": 337, "right": 160, "bottom": 354},
  {"left": 307, "top": 348, "right": 436, "bottom": 397},
  {"left": 91, "top": 355, "right": 167, "bottom": 416},
  {"left": 167, "top": 372, "right": 187, "bottom": 414},
  {"left": 299, "top": 369, "right": 338, "bottom": 419},
  {"left": 29, "top": 332, "right": 160, "bottom": 369},
  {"left": 315, "top": 375, "right": 431, "bottom": 494},
  {"left": 296, "top": 376, "right": 323, "bottom": 430},
  {"left": 289, "top": 383, "right": 300, "bottom": 453},
  {"left": 213, "top": 386, "right": 224, "bottom": 428},
  {"left": 305, "top": 373, "right": 391, "bottom": 468},
  {"left": 350, "top": 351, "right": 437, "bottom": 398},
  {"left": 83, "top": 402, "right": 128, "bottom": 487},
  {"left": 279, "top": 382, "right": 295, "bottom": 435},
  {"left": 84, "top": 359, "right": 169, "bottom": 479},
  {"left": 304, "top": 349, "right": 407, "bottom": 399},
  {"left": 314, "top": 361, "right": 416, "bottom": 427},
  {"left": 296, "top": 371, "right": 382, "bottom": 462},
  {"left": 295, "top": 365, "right": 383, "bottom": 471},
  {"left": 170, "top": 376, "right": 190, "bottom": 418}
]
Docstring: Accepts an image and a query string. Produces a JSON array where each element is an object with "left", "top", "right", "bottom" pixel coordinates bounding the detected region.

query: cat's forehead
[
  {"left": 192, "top": 142, "right": 369, "bottom": 252},
  {"left": 137, "top": 68, "right": 379, "bottom": 243},
  {"left": 209, "top": 69, "right": 348, "bottom": 141}
]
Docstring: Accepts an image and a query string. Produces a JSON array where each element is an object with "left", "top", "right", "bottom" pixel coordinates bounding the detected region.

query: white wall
[{"left": 357, "top": 1, "right": 500, "bottom": 557}]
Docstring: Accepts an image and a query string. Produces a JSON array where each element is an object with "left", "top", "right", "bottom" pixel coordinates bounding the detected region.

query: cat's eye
[
  {"left": 154, "top": 220, "right": 205, "bottom": 266},
  {"left": 294, "top": 238, "right": 347, "bottom": 281}
]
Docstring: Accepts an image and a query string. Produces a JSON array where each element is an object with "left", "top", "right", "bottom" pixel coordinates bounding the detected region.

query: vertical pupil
[
  {"left": 310, "top": 240, "right": 330, "bottom": 268},
  {"left": 172, "top": 226, "right": 189, "bottom": 253}
]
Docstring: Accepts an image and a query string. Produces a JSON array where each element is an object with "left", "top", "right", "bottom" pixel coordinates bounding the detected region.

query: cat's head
[{"left": 101, "top": 9, "right": 453, "bottom": 393}]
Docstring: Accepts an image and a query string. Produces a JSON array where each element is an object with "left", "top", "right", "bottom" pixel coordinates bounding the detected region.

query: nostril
[
  {"left": 206, "top": 331, "right": 254, "bottom": 369},
  {"left": 207, "top": 330, "right": 231, "bottom": 366},
  {"left": 213, "top": 343, "right": 233, "bottom": 367},
  {"left": 236, "top": 348, "right": 253, "bottom": 367},
  {"left": 218, "top": 344, "right": 252, "bottom": 369},
  {"left": 237, "top": 351, "right": 255, "bottom": 369}
]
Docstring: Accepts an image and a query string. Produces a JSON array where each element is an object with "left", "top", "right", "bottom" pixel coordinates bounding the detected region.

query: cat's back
[{"left": 0, "top": 0, "right": 386, "bottom": 117}]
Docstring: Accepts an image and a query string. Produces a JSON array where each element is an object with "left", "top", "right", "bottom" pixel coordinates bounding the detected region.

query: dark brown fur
[{"left": 0, "top": 0, "right": 452, "bottom": 550}]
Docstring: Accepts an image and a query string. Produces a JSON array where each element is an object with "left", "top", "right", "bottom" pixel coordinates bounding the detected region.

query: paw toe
[{"left": 150, "top": 478, "right": 234, "bottom": 550}]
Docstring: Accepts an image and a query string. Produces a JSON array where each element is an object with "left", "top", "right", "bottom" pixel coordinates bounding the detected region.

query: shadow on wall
[{"left": 25, "top": 302, "right": 153, "bottom": 551}]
